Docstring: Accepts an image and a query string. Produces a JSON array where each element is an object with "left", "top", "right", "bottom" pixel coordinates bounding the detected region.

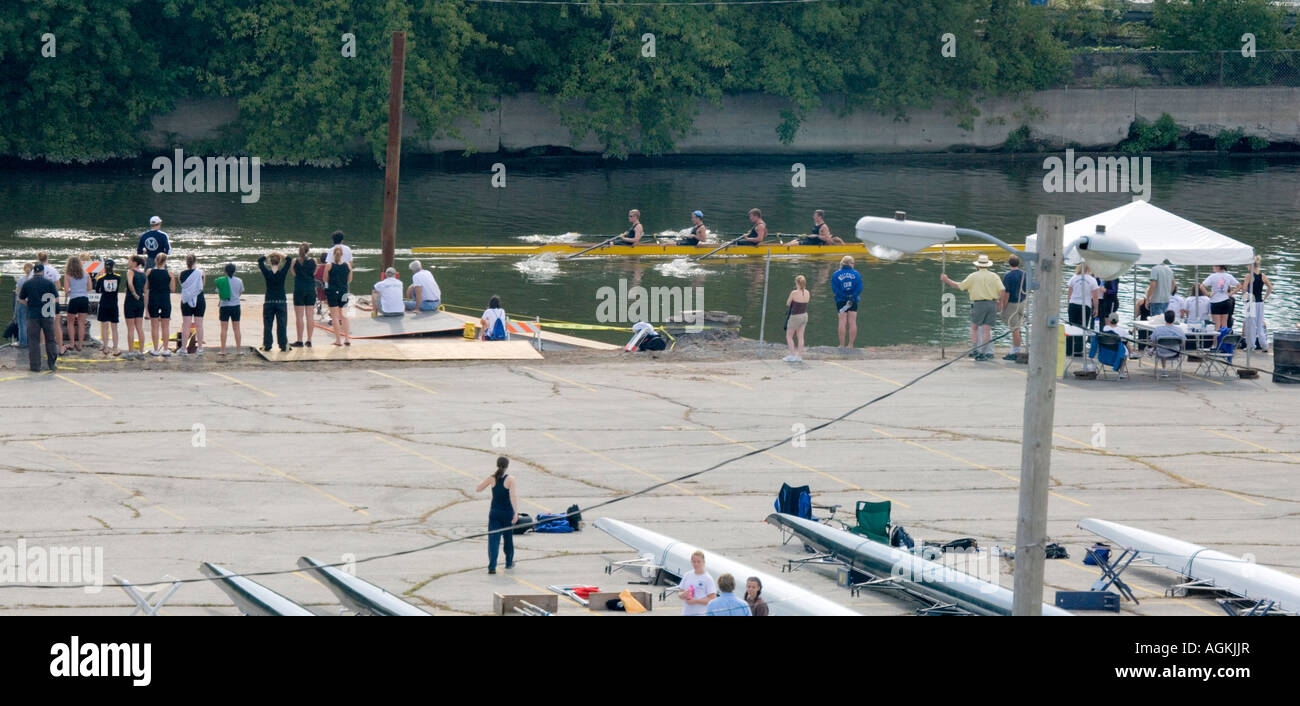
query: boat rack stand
[
  {"left": 512, "top": 600, "right": 553, "bottom": 617},
  {"left": 1087, "top": 547, "right": 1141, "bottom": 604},
  {"left": 781, "top": 552, "right": 842, "bottom": 573},
  {"left": 604, "top": 556, "right": 668, "bottom": 586},
  {"left": 848, "top": 575, "right": 972, "bottom": 616},
  {"left": 115, "top": 574, "right": 182, "bottom": 616},
  {"left": 1215, "top": 598, "right": 1292, "bottom": 617}
]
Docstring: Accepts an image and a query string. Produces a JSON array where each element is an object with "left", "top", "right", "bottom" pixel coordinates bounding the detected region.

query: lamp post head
[{"left": 854, "top": 213, "right": 958, "bottom": 261}]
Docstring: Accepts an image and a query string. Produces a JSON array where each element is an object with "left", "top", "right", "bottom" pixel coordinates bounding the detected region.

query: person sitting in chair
[{"left": 1149, "top": 309, "right": 1186, "bottom": 378}]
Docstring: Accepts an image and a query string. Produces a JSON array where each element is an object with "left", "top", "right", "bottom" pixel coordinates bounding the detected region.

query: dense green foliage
[
  {"left": 1119, "top": 113, "right": 1184, "bottom": 152},
  {"left": 1, "top": 0, "right": 1296, "bottom": 163}
]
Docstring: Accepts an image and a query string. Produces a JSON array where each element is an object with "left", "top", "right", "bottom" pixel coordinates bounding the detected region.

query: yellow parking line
[
  {"left": 210, "top": 372, "right": 276, "bottom": 397},
  {"left": 1055, "top": 432, "right": 1265, "bottom": 507},
  {"left": 292, "top": 571, "right": 328, "bottom": 588},
  {"left": 216, "top": 441, "right": 367, "bottom": 515},
  {"left": 673, "top": 364, "right": 753, "bottom": 390},
  {"left": 872, "top": 428, "right": 1088, "bottom": 507},
  {"left": 520, "top": 366, "right": 597, "bottom": 392},
  {"left": 824, "top": 360, "right": 904, "bottom": 388},
  {"left": 368, "top": 369, "right": 436, "bottom": 395},
  {"left": 29, "top": 441, "right": 185, "bottom": 521},
  {"left": 56, "top": 374, "right": 111, "bottom": 399},
  {"left": 372, "top": 435, "right": 552, "bottom": 513},
  {"left": 1203, "top": 427, "right": 1300, "bottom": 462},
  {"left": 705, "top": 429, "right": 905, "bottom": 508},
  {"left": 0, "top": 374, "right": 31, "bottom": 382},
  {"left": 544, "top": 432, "right": 730, "bottom": 510}
]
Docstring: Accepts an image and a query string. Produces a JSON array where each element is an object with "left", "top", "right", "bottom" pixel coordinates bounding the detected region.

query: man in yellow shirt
[{"left": 941, "top": 254, "right": 1005, "bottom": 361}]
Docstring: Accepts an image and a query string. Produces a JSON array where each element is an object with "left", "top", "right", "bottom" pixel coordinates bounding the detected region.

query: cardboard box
[
  {"left": 586, "top": 591, "right": 653, "bottom": 612},
  {"left": 493, "top": 593, "right": 558, "bottom": 616}
]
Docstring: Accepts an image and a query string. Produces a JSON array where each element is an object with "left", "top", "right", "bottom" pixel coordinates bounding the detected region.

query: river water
[{"left": 2, "top": 154, "right": 1296, "bottom": 348}]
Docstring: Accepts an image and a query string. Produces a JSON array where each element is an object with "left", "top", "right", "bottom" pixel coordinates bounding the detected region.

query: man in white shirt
[
  {"left": 677, "top": 550, "right": 718, "bottom": 616},
  {"left": 37, "top": 252, "right": 60, "bottom": 283},
  {"left": 371, "top": 268, "right": 405, "bottom": 317},
  {"left": 328, "top": 230, "right": 353, "bottom": 265},
  {"left": 404, "top": 260, "right": 441, "bottom": 312}
]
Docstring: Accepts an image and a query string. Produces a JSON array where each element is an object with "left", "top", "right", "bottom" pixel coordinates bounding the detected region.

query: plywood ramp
[{"left": 253, "top": 339, "right": 542, "bottom": 362}]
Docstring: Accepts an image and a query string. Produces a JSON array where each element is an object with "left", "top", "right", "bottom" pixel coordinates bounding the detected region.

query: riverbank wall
[{"left": 142, "top": 87, "right": 1300, "bottom": 158}]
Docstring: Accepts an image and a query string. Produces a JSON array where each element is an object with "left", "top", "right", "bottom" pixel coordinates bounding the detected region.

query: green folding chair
[{"left": 849, "top": 500, "right": 892, "bottom": 545}]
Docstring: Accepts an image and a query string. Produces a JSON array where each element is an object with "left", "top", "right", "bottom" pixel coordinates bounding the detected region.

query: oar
[
  {"left": 693, "top": 234, "right": 748, "bottom": 262},
  {"left": 565, "top": 235, "right": 621, "bottom": 260}
]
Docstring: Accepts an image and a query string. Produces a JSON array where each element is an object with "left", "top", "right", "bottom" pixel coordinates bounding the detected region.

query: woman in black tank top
[
  {"left": 476, "top": 456, "right": 519, "bottom": 573},
  {"left": 1244, "top": 258, "right": 1272, "bottom": 350}
]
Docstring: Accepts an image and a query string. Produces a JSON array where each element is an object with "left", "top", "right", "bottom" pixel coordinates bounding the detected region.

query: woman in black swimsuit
[
  {"left": 144, "top": 253, "right": 175, "bottom": 357},
  {"left": 291, "top": 243, "right": 317, "bottom": 348}
]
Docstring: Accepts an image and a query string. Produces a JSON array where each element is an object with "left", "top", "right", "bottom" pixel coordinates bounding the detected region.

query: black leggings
[
  {"left": 263, "top": 301, "right": 288, "bottom": 349},
  {"left": 1067, "top": 303, "right": 1092, "bottom": 357}
]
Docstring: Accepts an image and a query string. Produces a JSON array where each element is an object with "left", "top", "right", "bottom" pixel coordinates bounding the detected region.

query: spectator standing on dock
[
  {"left": 144, "top": 253, "right": 175, "bottom": 357},
  {"left": 998, "top": 255, "right": 1027, "bottom": 360},
  {"left": 137, "top": 216, "right": 171, "bottom": 269},
  {"left": 1098, "top": 277, "right": 1120, "bottom": 323},
  {"left": 941, "top": 254, "right": 1004, "bottom": 361},
  {"left": 1064, "top": 264, "right": 1100, "bottom": 357},
  {"left": 124, "top": 256, "right": 147, "bottom": 357},
  {"left": 216, "top": 263, "right": 244, "bottom": 355},
  {"left": 327, "top": 230, "right": 353, "bottom": 265},
  {"left": 18, "top": 264, "right": 59, "bottom": 372},
  {"left": 36, "top": 253, "right": 63, "bottom": 353},
  {"left": 1146, "top": 260, "right": 1174, "bottom": 318},
  {"left": 291, "top": 243, "right": 317, "bottom": 348},
  {"left": 178, "top": 254, "right": 206, "bottom": 355},
  {"left": 784, "top": 274, "right": 810, "bottom": 362},
  {"left": 480, "top": 295, "right": 510, "bottom": 341},
  {"left": 94, "top": 259, "right": 122, "bottom": 356},
  {"left": 831, "top": 255, "right": 862, "bottom": 349},
  {"left": 744, "top": 577, "right": 769, "bottom": 617},
  {"left": 404, "top": 260, "right": 441, "bottom": 312},
  {"left": 706, "top": 574, "right": 752, "bottom": 616},
  {"left": 475, "top": 456, "right": 518, "bottom": 574},
  {"left": 325, "top": 247, "right": 353, "bottom": 345},
  {"left": 12, "top": 263, "right": 33, "bottom": 348},
  {"left": 63, "top": 256, "right": 90, "bottom": 354},
  {"left": 1243, "top": 256, "right": 1273, "bottom": 351},
  {"left": 258, "top": 252, "right": 290, "bottom": 352},
  {"left": 677, "top": 550, "right": 718, "bottom": 616},
  {"left": 1201, "top": 265, "right": 1242, "bottom": 332}
]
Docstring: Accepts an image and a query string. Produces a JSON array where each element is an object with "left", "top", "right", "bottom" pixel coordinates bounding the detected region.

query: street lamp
[{"left": 854, "top": 211, "right": 1140, "bottom": 615}]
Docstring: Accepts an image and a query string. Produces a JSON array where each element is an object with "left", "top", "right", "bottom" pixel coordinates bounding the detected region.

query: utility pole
[
  {"left": 1013, "top": 214, "right": 1064, "bottom": 615},
  {"left": 380, "top": 31, "right": 406, "bottom": 272}
]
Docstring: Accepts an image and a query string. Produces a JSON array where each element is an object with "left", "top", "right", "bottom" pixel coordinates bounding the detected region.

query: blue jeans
[
  {"left": 487, "top": 511, "right": 515, "bottom": 571},
  {"left": 1149, "top": 302, "right": 1168, "bottom": 317},
  {"left": 15, "top": 299, "right": 28, "bottom": 346},
  {"left": 404, "top": 299, "right": 440, "bottom": 312}
]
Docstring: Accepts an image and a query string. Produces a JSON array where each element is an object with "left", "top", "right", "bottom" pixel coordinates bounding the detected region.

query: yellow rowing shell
[{"left": 411, "top": 242, "right": 1026, "bottom": 259}]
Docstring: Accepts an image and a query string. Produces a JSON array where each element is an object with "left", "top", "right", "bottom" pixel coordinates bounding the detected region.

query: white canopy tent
[{"left": 1025, "top": 200, "right": 1254, "bottom": 266}]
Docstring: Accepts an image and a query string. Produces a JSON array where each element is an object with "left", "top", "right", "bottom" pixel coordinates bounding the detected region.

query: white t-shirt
[
  {"left": 410, "top": 269, "right": 440, "bottom": 303},
  {"left": 677, "top": 570, "right": 719, "bottom": 616},
  {"left": 481, "top": 307, "right": 509, "bottom": 340},
  {"left": 373, "top": 277, "right": 404, "bottom": 314},
  {"left": 1166, "top": 294, "right": 1185, "bottom": 318},
  {"left": 42, "top": 264, "right": 60, "bottom": 283},
  {"left": 1067, "top": 274, "right": 1099, "bottom": 306},
  {"left": 1202, "top": 272, "right": 1239, "bottom": 303},
  {"left": 327, "top": 244, "right": 353, "bottom": 264},
  {"left": 1184, "top": 296, "right": 1211, "bottom": 322}
]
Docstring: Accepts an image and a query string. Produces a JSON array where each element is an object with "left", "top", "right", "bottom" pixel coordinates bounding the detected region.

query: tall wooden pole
[
  {"left": 381, "top": 31, "right": 407, "bottom": 272},
  {"left": 1013, "top": 214, "right": 1064, "bottom": 616}
]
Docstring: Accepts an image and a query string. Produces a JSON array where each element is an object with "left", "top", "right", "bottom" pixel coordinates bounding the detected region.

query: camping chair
[
  {"left": 773, "top": 483, "right": 843, "bottom": 529},
  {"left": 1151, "top": 336, "right": 1184, "bottom": 381},
  {"left": 1196, "top": 333, "right": 1242, "bottom": 380},
  {"left": 1094, "top": 332, "right": 1128, "bottom": 381},
  {"left": 849, "top": 500, "right": 892, "bottom": 545}
]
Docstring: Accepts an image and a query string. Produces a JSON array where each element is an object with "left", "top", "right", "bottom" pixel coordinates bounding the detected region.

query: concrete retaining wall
[{"left": 142, "top": 87, "right": 1300, "bottom": 157}]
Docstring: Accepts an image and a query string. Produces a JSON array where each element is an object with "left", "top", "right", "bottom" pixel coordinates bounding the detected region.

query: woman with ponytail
[
  {"left": 476, "top": 456, "right": 519, "bottom": 574},
  {"left": 1244, "top": 256, "right": 1273, "bottom": 351}
]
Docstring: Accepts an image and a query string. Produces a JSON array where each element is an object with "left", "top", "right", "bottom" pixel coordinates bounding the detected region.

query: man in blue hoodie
[{"left": 831, "top": 255, "right": 863, "bottom": 348}]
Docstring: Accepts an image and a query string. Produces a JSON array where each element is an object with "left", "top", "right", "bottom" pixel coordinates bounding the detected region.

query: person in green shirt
[{"left": 940, "top": 254, "right": 1005, "bottom": 361}]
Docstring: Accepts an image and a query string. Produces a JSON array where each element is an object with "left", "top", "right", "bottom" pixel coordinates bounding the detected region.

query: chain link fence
[{"left": 1064, "top": 50, "right": 1300, "bottom": 88}]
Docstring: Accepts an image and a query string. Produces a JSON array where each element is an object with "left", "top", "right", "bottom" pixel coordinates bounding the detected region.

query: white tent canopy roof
[{"left": 1025, "top": 200, "right": 1254, "bottom": 267}]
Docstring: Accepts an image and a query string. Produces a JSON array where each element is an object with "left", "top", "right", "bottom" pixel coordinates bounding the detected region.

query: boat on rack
[{"left": 410, "top": 240, "right": 1023, "bottom": 259}]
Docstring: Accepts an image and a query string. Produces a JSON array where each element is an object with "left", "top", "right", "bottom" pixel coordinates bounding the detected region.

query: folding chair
[
  {"left": 1151, "top": 336, "right": 1184, "bottom": 381},
  {"left": 1094, "top": 332, "right": 1129, "bottom": 380},
  {"left": 1062, "top": 327, "right": 1088, "bottom": 378},
  {"left": 848, "top": 500, "right": 892, "bottom": 545},
  {"left": 1196, "top": 333, "right": 1242, "bottom": 380},
  {"left": 773, "top": 483, "right": 844, "bottom": 534}
]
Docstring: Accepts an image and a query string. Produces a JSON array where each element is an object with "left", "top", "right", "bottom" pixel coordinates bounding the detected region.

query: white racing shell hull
[
  {"left": 767, "top": 513, "right": 1071, "bottom": 616},
  {"left": 200, "top": 562, "right": 315, "bottom": 616},
  {"left": 594, "top": 517, "right": 859, "bottom": 616},
  {"left": 1079, "top": 518, "right": 1300, "bottom": 613},
  {"left": 296, "top": 556, "right": 430, "bottom": 616}
]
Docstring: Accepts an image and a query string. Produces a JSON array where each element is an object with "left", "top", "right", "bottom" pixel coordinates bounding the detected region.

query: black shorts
[
  {"left": 1210, "top": 299, "right": 1232, "bottom": 315},
  {"left": 124, "top": 296, "right": 144, "bottom": 320},
  {"left": 835, "top": 299, "right": 859, "bottom": 313},
  {"left": 67, "top": 297, "right": 89, "bottom": 315},
  {"left": 799, "top": 237, "right": 826, "bottom": 246},
  {"left": 219, "top": 305, "right": 241, "bottom": 322},
  {"left": 180, "top": 297, "right": 206, "bottom": 317},
  {"left": 293, "top": 291, "right": 317, "bottom": 307},
  {"left": 148, "top": 298, "right": 171, "bottom": 319},
  {"left": 326, "top": 288, "right": 348, "bottom": 308},
  {"left": 97, "top": 304, "right": 119, "bottom": 324}
]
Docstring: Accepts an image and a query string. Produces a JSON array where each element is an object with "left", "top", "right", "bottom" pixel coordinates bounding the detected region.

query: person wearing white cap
[
  {"left": 137, "top": 216, "right": 171, "bottom": 269},
  {"left": 941, "top": 254, "right": 1005, "bottom": 361}
]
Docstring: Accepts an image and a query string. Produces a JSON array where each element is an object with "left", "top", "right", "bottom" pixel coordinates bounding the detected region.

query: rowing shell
[{"left": 410, "top": 241, "right": 1024, "bottom": 259}]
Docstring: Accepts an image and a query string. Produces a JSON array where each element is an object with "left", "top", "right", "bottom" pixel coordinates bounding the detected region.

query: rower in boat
[
  {"left": 615, "top": 209, "right": 646, "bottom": 246},
  {"left": 797, "top": 209, "right": 844, "bottom": 246},
  {"left": 736, "top": 208, "right": 767, "bottom": 246},
  {"left": 676, "top": 210, "right": 709, "bottom": 246}
]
